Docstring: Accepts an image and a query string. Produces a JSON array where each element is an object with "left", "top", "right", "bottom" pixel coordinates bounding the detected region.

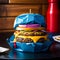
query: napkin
[{"left": 0, "top": 47, "right": 9, "bottom": 53}]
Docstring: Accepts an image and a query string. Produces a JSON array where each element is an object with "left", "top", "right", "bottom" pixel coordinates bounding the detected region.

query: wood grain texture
[
  {"left": 9, "top": 0, "right": 48, "bottom": 4},
  {"left": 7, "top": 5, "right": 41, "bottom": 16},
  {"left": 0, "top": 5, "right": 7, "bottom": 16},
  {"left": 0, "top": 5, "right": 42, "bottom": 17},
  {"left": 42, "top": 4, "right": 48, "bottom": 16},
  {"left": 0, "top": 17, "right": 15, "bottom": 29}
]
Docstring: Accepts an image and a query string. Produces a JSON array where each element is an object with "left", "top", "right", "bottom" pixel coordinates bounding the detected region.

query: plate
[
  {"left": 53, "top": 35, "right": 60, "bottom": 42},
  {"left": 0, "top": 47, "right": 9, "bottom": 53}
]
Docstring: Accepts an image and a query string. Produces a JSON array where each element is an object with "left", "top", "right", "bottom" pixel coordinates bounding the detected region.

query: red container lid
[{"left": 48, "top": 0, "right": 58, "bottom": 2}]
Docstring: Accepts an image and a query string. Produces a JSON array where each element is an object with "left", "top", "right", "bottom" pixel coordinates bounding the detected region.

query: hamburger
[
  {"left": 8, "top": 13, "right": 52, "bottom": 52},
  {"left": 13, "top": 24, "right": 48, "bottom": 43}
]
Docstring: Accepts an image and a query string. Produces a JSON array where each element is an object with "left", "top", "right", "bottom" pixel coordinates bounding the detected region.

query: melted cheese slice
[{"left": 14, "top": 35, "right": 47, "bottom": 43}]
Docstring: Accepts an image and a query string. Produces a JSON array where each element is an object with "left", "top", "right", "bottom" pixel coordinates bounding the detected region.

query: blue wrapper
[{"left": 8, "top": 35, "right": 53, "bottom": 52}]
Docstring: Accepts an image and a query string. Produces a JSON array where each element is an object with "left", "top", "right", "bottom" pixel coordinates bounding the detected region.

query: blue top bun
[{"left": 13, "top": 13, "right": 45, "bottom": 29}]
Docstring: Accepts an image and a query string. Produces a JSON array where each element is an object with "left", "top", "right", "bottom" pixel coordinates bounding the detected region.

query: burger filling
[
  {"left": 14, "top": 30, "right": 47, "bottom": 36},
  {"left": 14, "top": 29, "right": 48, "bottom": 43}
]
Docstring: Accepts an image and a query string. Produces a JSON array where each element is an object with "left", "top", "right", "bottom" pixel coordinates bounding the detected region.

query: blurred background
[{"left": 0, "top": 0, "right": 59, "bottom": 41}]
